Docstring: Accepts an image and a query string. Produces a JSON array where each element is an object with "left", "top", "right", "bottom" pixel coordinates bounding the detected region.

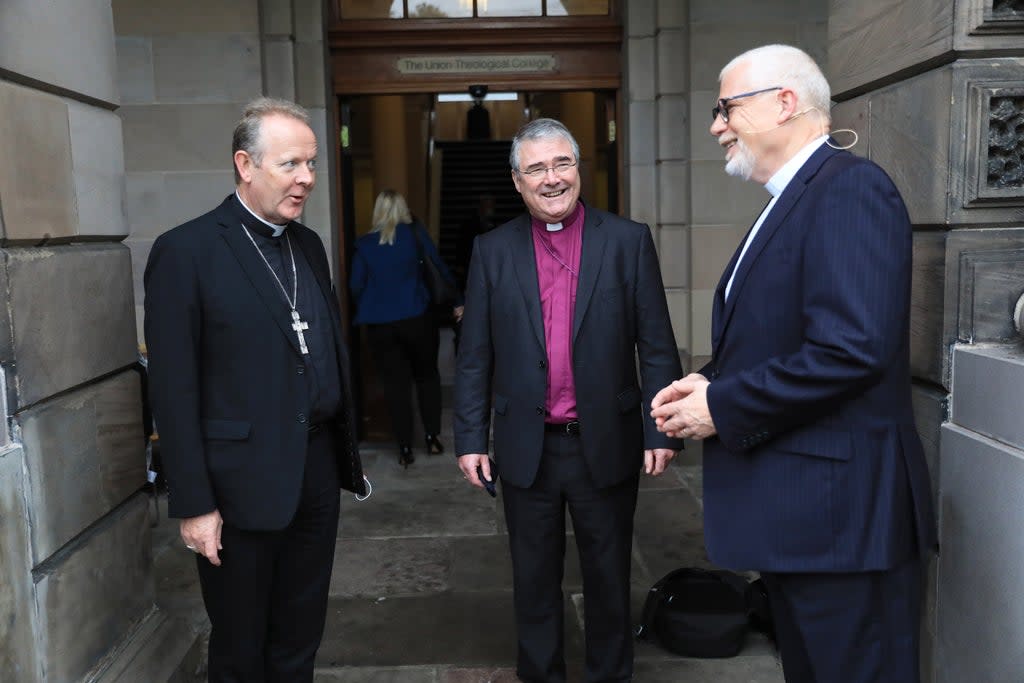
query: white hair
[{"left": 720, "top": 45, "right": 831, "bottom": 121}]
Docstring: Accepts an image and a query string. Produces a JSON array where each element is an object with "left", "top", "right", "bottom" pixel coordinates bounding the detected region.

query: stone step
[{"left": 92, "top": 608, "right": 202, "bottom": 683}]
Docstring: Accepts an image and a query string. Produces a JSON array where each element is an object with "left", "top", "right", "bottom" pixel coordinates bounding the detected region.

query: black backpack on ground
[{"left": 635, "top": 567, "right": 775, "bottom": 658}]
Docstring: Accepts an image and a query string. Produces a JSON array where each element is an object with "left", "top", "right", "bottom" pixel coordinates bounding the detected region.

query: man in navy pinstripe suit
[{"left": 651, "top": 45, "right": 936, "bottom": 683}]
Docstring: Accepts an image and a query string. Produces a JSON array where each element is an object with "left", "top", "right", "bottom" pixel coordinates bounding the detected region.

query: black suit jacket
[
  {"left": 454, "top": 207, "right": 683, "bottom": 489},
  {"left": 144, "top": 196, "right": 365, "bottom": 530}
]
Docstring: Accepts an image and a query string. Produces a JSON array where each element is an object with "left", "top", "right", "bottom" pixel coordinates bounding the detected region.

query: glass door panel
[
  {"left": 339, "top": 0, "right": 402, "bottom": 19},
  {"left": 478, "top": 0, "right": 543, "bottom": 17},
  {"left": 548, "top": 0, "right": 609, "bottom": 16},
  {"left": 409, "top": 0, "right": 473, "bottom": 17}
]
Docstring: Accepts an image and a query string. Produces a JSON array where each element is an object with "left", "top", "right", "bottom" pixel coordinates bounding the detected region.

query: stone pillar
[
  {"left": 0, "top": 1, "right": 197, "bottom": 680},
  {"left": 623, "top": 0, "right": 828, "bottom": 371},
  {"left": 116, "top": 0, "right": 263, "bottom": 339},
  {"left": 292, "top": 0, "right": 339, "bottom": 270},
  {"left": 828, "top": 2, "right": 1024, "bottom": 680},
  {"left": 684, "top": 0, "right": 827, "bottom": 372},
  {"left": 119, "top": 0, "right": 341, "bottom": 333}
]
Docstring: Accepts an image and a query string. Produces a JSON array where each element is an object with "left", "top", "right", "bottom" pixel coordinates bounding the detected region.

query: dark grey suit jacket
[{"left": 454, "top": 206, "right": 683, "bottom": 489}]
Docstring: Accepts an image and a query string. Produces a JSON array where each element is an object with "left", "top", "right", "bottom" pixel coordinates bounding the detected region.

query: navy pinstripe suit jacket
[{"left": 699, "top": 143, "right": 937, "bottom": 573}]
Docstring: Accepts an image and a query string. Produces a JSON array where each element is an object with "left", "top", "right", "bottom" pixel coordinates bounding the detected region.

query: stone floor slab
[
  {"left": 631, "top": 652, "right": 782, "bottom": 681},
  {"left": 316, "top": 666, "right": 438, "bottom": 682},
  {"left": 316, "top": 593, "right": 517, "bottom": 667},
  {"left": 632, "top": 484, "right": 712, "bottom": 581},
  {"left": 331, "top": 537, "right": 451, "bottom": 598},
  {"left": 340, "top": 484, "right": 500, "bottom": 540}
]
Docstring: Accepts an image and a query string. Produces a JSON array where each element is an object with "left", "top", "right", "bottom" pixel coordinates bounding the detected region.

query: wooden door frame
[{"left": 328, "top": 8, "right": 624, "bottom": 441}]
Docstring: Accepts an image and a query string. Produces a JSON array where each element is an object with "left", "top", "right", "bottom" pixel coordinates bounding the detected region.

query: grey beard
[{"left": 724, "top": 139, "right": 756, "bottom": 181}]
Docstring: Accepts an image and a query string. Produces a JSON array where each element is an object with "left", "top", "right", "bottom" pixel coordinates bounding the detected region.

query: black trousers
[
  {"left": 761, "top": 558, "right": 924, "bottom": 683},
  {"left": 501, "top": 431, "right": 639, "bottom": 683},
  {"left": 197, "top": 425, "right": 341, "bottom": 683},
  {"left": 367, "top": 312, "right": 441, "bottom": 447}
]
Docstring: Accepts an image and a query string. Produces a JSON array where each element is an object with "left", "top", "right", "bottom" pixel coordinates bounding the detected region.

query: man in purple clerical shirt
[{"left": 454, "top": 118, "right": 683, "bottom": 683}]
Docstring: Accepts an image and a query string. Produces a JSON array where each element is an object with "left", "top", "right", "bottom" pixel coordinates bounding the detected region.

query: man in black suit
[
  {"left": 454, "top": 118, "right": 683, "bottom": 683},
  {"left": 144, "top": 97, "right": 366, "bottom": 682}
]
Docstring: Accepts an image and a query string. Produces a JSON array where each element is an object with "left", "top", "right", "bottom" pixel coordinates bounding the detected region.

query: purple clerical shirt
[{"left": 531, "top": 202, "right": 584, "bottom": 423}]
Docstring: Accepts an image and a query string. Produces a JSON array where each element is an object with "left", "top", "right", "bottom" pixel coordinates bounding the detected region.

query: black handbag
[
  {"left": 412, "top": 224, "right": 458, "bottom": 306},
  {"left": 635, "top": 567, "right": 774, "bottom": 658}
]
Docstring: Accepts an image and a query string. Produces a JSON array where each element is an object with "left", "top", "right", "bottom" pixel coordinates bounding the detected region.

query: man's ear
[
  {"left": 235, "top": 150, "right": 254, "bottom": 183},
  {"left": 777, "top": 89, "right": 799, "bottom": 123},
  {"left": 511, "top": 170, "right": 522, "bottom": 193}
]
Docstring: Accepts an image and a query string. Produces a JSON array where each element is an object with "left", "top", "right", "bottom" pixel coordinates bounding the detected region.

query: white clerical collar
[
  {"left": 546, "top": 222, "right": 563, "bottom": 232},
  {"left": 235, "top": 191, "right": 288, "bottom": 237},
  {"left": 764, "top": 135, "right": 829, "bottom": 198}
]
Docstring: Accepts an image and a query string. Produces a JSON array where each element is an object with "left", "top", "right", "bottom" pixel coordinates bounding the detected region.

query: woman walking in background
[{"left": 350, "top": 190, "right": 462, "bottom": 467}]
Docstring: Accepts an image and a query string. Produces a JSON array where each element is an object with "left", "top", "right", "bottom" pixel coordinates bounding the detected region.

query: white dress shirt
[{"left": 724, "top": 135, "right": 829, "bottom": 300}]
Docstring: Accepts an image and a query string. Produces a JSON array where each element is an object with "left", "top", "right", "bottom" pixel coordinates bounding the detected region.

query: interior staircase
[{"left": 435, "top": 140, "right": 523, "bottom": 269}]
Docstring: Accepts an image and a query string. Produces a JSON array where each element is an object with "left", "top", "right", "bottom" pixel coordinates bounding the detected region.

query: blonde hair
[{"left": 371, "top": 189, "right": 413, "bottom": 245}]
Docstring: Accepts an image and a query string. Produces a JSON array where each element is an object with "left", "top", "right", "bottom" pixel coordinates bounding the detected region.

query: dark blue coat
[
  {"left": 350, "top": 222, "right": 459, "bottom": 325},
  {"left": 700, "top": 143, "right": 937, "bottom": 573}
]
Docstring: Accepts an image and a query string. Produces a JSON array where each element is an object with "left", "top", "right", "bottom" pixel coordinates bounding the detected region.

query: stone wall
[
  {"left": 624, "top": 0, "right": 828, "bottom": 372},
  {"left": 116, "top": 0, "right": 339, "bottom": 343},
  {"left": 829, "top": 1, "right": 1024, "bottom": 680},
  {"left": 0, "top": 1, "right": 196, "bottom": 680}
]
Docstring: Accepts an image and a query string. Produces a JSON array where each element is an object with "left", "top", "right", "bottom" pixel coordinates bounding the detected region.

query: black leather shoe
[
  {"left": 425, "top": 434, "right": 444, "bottom": 455},
  {"left": 399, "top": 445, "right": 415, "bottom": 468}
]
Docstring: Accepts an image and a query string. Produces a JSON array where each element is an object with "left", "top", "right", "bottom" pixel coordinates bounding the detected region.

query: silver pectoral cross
[{"left": 291, "top": 310, "right": 310, "bottom": 355}]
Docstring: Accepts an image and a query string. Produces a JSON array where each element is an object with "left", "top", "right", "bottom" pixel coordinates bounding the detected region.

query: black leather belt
[{"left": 544, "top": 420, "right": 580, "bottom": 436}]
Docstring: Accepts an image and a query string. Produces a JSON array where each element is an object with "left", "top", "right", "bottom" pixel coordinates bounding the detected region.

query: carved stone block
[
  {"left": 0, "top": 81, "right": 77, "bottom": 243},
  {"left": 18, "top": 371, "right": 145, "bottom": 564},
  {"left": 940, "top": 227, "right": 1024, "bottom": 387},
  {"left": 0, "top": 0, "right": 118, "bottom": 105},
  {"left": 911, "top": 231, "right": 948, "bottom": 385},
  {"left": 957, "top": 0, "right": 1024, "bottom": 47},
  {"left": 937, "top": 424, "right": 1024, "bottom": 683},
  {"left": 951, "top": 345, "right": 1024, "bottom": 450},
  {"left": 912, "top": 384, "right": 947, "bottom": 523},
  {"left": 911, "top": 383, "right": 945, "bottom": 683},
  {"left": 34, "top": 494, "right": 154, "bottom": 683},
  {"left": 830, "top": 0, "right": 1024, "bottom": 97},
  {"left": 0, "top": 445, "right": 39, "bottom": 683},
  {"left": 833, "top": 60, "right": 1024, "bottom": 228},
  {"left": 0, "top": 244, "right": 138, "bottom": 409}
]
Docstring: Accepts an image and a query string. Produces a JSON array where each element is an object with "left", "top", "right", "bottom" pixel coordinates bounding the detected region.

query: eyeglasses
[
  {"left": 712, "top": 86, "right": 782, "bottom": 123},
  {"left": 516, "top": 161, "right": 577, "bottom": 179}
]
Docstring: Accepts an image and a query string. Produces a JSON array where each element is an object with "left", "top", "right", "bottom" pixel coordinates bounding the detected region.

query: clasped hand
[{"left": 650, "top": 373, "right": 717, "bottom": 440}]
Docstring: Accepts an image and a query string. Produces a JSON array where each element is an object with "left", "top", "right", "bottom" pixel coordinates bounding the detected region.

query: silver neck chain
[{"left": 241, "top": 226, "right": 298, "bottom": 311}]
